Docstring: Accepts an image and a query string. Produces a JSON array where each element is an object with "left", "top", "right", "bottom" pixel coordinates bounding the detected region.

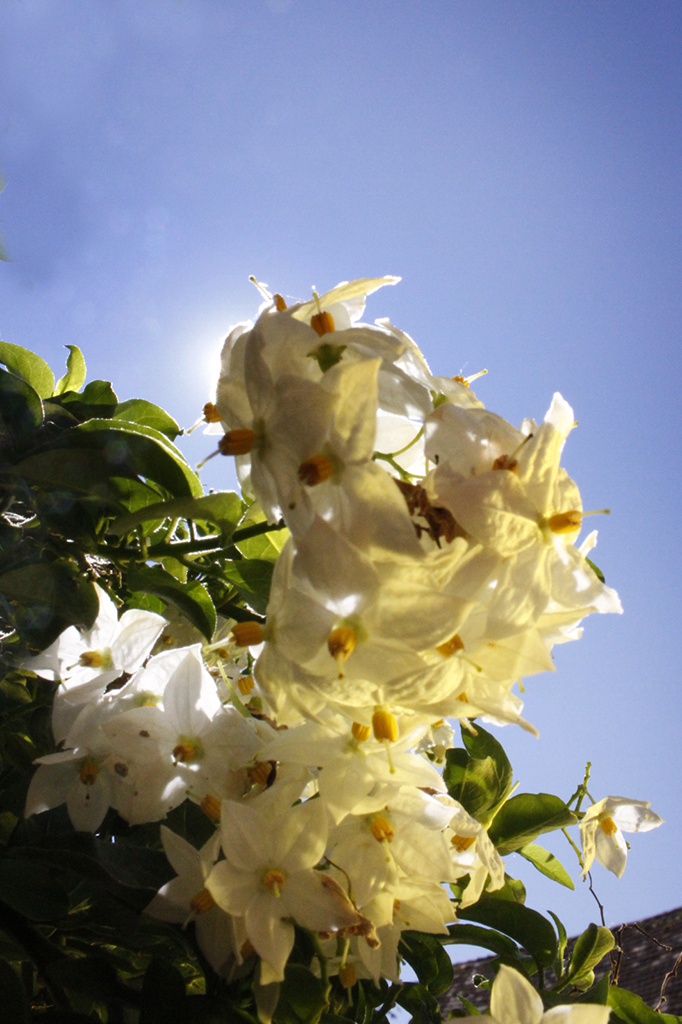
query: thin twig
[{"left": 655, "top": 951, "right": 682, "bottom": 1012}]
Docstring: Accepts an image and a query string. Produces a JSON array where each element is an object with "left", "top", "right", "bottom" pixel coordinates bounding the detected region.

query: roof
[{"left": 439, "top": 906, "right": 682, "bottom": 1015}]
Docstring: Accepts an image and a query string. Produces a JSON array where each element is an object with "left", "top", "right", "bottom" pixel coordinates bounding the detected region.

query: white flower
[
  {"left": 208, "top": 797, "right": 365, "bottom": 983},
  {"left": 579, "top": 796, "right": 663, "bottom": 879},
  {"left": 461, "top": 964, "right": 610, "bottom": 1024}
]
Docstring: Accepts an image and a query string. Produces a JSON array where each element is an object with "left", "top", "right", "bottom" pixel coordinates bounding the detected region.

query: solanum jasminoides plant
[{"left": 0, "top": 278, "right": 666, "bottom": 1024}]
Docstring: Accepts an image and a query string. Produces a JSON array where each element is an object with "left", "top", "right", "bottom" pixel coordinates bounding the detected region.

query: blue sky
[{"left": 1, "top": 0, "right": 680, "bottom": 949}]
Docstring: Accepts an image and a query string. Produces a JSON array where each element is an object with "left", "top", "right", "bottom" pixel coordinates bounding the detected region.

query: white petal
[{"left": 490, "top": 965, "right": 544, "bottom": 1024}]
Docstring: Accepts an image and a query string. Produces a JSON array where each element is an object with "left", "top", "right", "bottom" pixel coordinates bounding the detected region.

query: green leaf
[
  {"left": 0, "top": 959, "right": 29, "bottom": 1024},
  {"left": 110, "top": 491, "right": 242, "bottom": 536},
  {"left": 485, "top": 874, "right": 526, "bottom": 904},
  {"left": 548, "top": 911, "right": 568, "bottom": 968},
  {"left": 0, "top": 341, "right": 54, "bottom": 398},
  {"left": 607, "top": 985, "right": 682, "bottom": 1024},
  {"left": 397, "top": 981, "right": 443, "bottom": 1024},
  {"left": 54, "top": 345, "right": 86, "bottom": 396},
  {"left": 517, "top": 843, "right": 575, "bottom": 889},
  {"left": 457, "top": 995, "right": 482, "bottom": 1015},
  {"left": 0, "top": 562, "right": 99, "bottom": 631},
  {"left": 127, "top": 564, "right": 216, "bottom": 639},
  {"left": 564, "top": 924, "right": 614, "bottom": 988},
  {"left": 0, "top": 367, "right": 43, "bottom": 439},
  {"left": 57, "top": 379, "right": 118, "bottom": 420},
  {"left": 62, "top": 419, "right": 202, "bottom": 498},
  {"left": 139, "top": 958, "right": 186, "bottom": 1024},
  {"left": 444, "top": 923, "right": 520, "bottom": 960},
  {"left": 279, "top": 963, "right": 328, "bottom": 1023},
  {"left": 443, "top": 724, "right": 513, "bottom": 824},
  {"left": 220, "top": 558, "right": 275, "bottom": 614},
  {"left": 0, "top": 858, "right": 70, "bottom": 920},
  {"left": 113, "top": 399, "right": 181, "bottom": 440},
  {"left": 457, "top": 896, "right": 558, "bottom": 969},
  {"left": 487, "top": 793, "right": 578, "bottom": 855},
  {"left": 400, "top": 931, "right": 454, "bottom": 995}
]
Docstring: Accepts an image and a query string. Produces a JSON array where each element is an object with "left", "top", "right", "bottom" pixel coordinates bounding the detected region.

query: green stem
[
  {"left": 562, "top": 827, "right": 584, "bottom": 869},
  {"left": 372, "top": 451, "right": 413, "bottom": 481},
  {"left": 230, "top": 518, "right": 286, "bottom": 543}
]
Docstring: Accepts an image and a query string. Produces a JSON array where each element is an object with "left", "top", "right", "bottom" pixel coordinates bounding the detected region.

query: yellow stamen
[
  {"left": 547, "top": 510, "right": 583, "bottom": 534},
  {"left": 262, "top": 868, "right": 285, "bottom": 897},
  {"left": 370, "top": 815, "right": 394, "bottom": 843},
  {"left": 451, "top": 834, "right": 477, "bottom": 853},
  {"left": 351, "top": 721, "right": 371, "bottom": 742},
  {"left": 248, "top": 760, "right": 276, "bottom": 787},
  {"left": 237, "top": 674, "right": 255, "bottom": 695},
  {"left": 492, "top": 454, "right": 518, "bottom": 472},
  {"left": 172, "top": 737, "right": 203, "bottom": 763},
  {"left": 231, "top": 622, "right": 265, "bottom": 647},
  {"left": 200, "top": 795, "right": 221, "bottom": 822},
  {"left": 79, "top": 650, "right": 106, "bottom": 669},
  {"left": 372, "top": 708, "right": 398, "bottom": 743},
  {"left": 310, "top": 310, "right": 335, "bottom": 336},
  {"left": 298, "top": 453, "right": 334, "bottom": 487},
  {"left": 203, "top": 401, "right": 222, "bottom": 423},
  {"left": 436, "top": 633, "right": 465, "bottom": 658},
  {"left": 339, "top": 964, "right": 357, "bottom": 989},
  {"left": 218, "top": 428, "right": 258, "bottom": 457},
  {"left": 599, "top": 816, "right": 618, "bottom": 836},
  {"left": 328, "top": 626, "right": 357, "bottom": 676},
  {"left": 433, "top": 719, "right": 444, "bottom": 728},
  {"left": 189, "top": 889, "right": 215, "bottom": 915},
  {"left": 79, "top": 759, "right": 98, "bottom": 786},
  {"left": 273, "top": 293, "right": 287, "bottom": 311}
]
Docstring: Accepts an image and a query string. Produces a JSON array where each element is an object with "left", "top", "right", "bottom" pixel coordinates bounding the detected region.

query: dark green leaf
[
  {"left": 548, "top": 911, "right": 568, "bottom": 967},
  {"left": 127, "top": 564, "right": 216, "bottom": 639},
  {"left": 0, "top": 341, "right": 54, "bottom": 398},
  {"left": 69, "top": 419, "right": 202, "bottom": 497},
  {"left": 220, "top": 558, "right": 274, "bottom": 614},
  {"left": 0, "top": 562, "right": 99, "bottom": 641},
  {"left": 0, "top": 858, "right": 70, "bottom": 920},
  {"left": 488, "top": 793, "right": 577, "bottom": 855},
  {"left": 279, "top": 963, "right": 328, "bottom": 1023},
  {"left": 54, "top": 345, "right": 86, "bottom": 396},
  {"left": 140, "top": 958, "right": 186, "bottom": 1024},
  {"left": 48, "top": 955, "right": 134, "bottom": 1008},
  {"left": 400, "top": 932, "right": 454, "bottom": 995},
  {"left": 114, "top": 399, "right": 181, "bottom": 440},
  {"left": 0, "top": 367, "right": 43, "bottom": 439},
  {"left": 444, "top": 923, "right": 519, "bottom": 960},
  {"left": 457, "top": 995, "right": 481, "bottom": 1015},
  {"left": 565, "top": 924, "right": 614, "bottom": 988},
  {"left": 517, "top": 843, "right": 575, "bottom": 889},
  {"left": 457, "top": 896, "right": 557, "bottom": 968},
  {"left": 57, "top": 379, "right": 118, "bottom": 420},
  {"left": 110, "top": 491, "right": 242, "bottom": 537},
  {"left": 396, "top": 981, "right": 443, "bottom": 1024},
  {"left": 93, "top": 838, "right": 175, "bottom": 891},
  {"left": 443, "top": 724, "right": 513, "bottom": 824},
  {"left": 0, "top": 958, "right": 29, "bottom": 1024},
  {"left": 11, "top": 448, "right": 130, "bottom": 497}
]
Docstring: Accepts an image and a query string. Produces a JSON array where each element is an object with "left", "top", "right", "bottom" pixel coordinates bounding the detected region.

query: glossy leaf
[
  {"left": 54, "top": 345, "right": 86, "bottom": 396},
  {"left": 400, "top": 931, "right": 454, "bottom": 995},
  {"left": 517, "top": 843, "right": 575, "bottom": 889},
  {"left": 0, "top": 367, "right": 43, "bottom": 439},
  {"left": 220, "top": 558, "right": 274, "bottom": 614},
  {"left": 444, "top": 922, "right": 520, "bottom": 960},
  {"left": 114, "top": 399, "right": 181, "bottom": 440},
  {"left": 110, "top": 491, "right": 242, "bottom": 536},
  {"left": 565, "top": 923, "right": 614, "bottom": 988},
  {"left": 0, "top": 858, "right": 70, "bottom": 920},
  {"left": 607, "top": 985, "right": 681, "bottom": 1024},
  {"left": 488, "top": 793, "right": 577, "bottom": 855},
  {"left": 0, "top": 341, "right": 54, "bottom": 398},
  {"left": 0, "top": 562, "right": 99, "bottom": 631},
  {"left": 127, "top": 563, "right": 216, "bottom": 639},
  {"left": 279, "top": 963, "right": 328, "bottom": 1023},
  {"left": 457, "top": 895, "right": 558, "bottom": 968},
  {"left": 443, "top": 723, "right": 513, "bottom": 824}
]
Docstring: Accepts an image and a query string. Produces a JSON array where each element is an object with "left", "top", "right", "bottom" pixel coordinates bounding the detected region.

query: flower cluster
[
  {"left": 214, "top": 276, "right": 621, "bottom": 729},
  {"left": 20, "top": 278, "right": 662, "bottom": 1005}
]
